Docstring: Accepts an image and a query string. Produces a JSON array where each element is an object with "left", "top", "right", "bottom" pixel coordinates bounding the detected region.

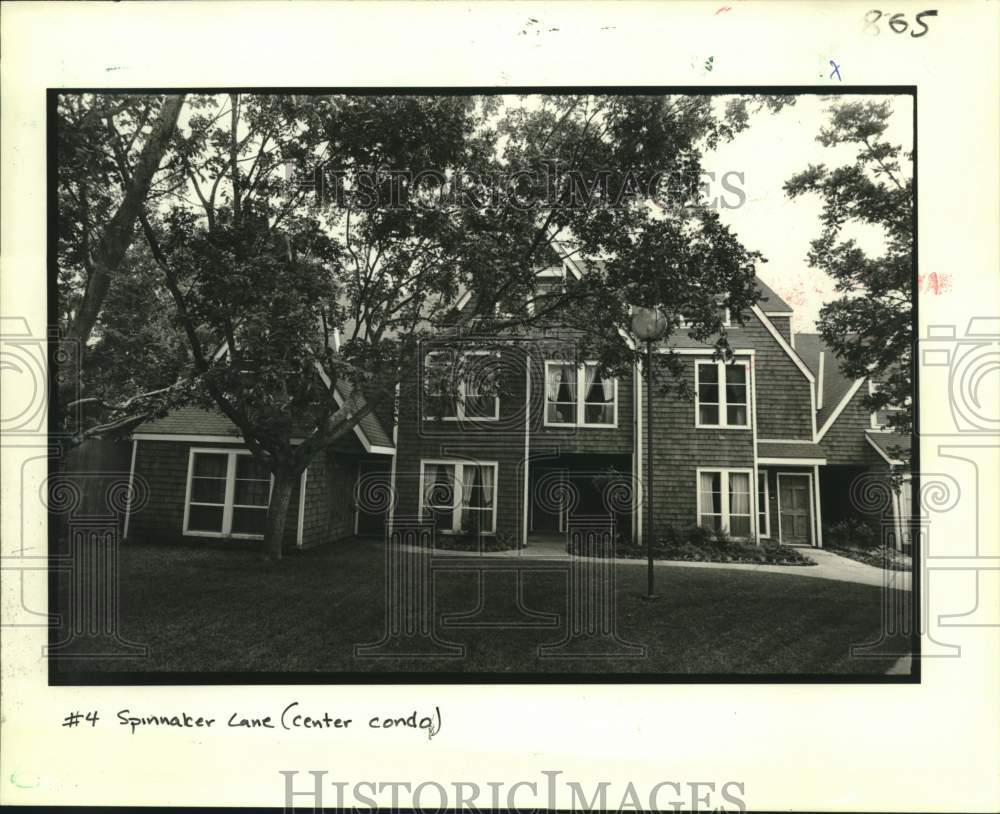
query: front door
[
  {"left": 530, "top": 468, "right": 567, "bottom": 534},
  {"left": 778, "top": 474, "right": 812, "bottom": 545}
]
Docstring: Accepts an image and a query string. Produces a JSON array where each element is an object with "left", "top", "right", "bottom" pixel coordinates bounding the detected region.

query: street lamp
[{"left": 630, "top": 306, "right": 668, "bottom": 600}]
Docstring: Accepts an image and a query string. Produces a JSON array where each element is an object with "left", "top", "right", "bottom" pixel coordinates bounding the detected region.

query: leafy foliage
[
  {"left": 60, "top": 92, "right": 795, "bottom": 557},
  {"left": 785, "top": 100, "right": 913, "bottom": 440}
]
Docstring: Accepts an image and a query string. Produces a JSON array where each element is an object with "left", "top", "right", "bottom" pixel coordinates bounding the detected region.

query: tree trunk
[
  {"left": 263, "top": 468, "right": 297, "bottom": 561},
  {"left": 68, "top": 94, "right": 186, "bottom": 350}
]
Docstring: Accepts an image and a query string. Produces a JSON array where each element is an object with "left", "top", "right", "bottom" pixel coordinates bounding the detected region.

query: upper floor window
[
  {"left": 869, "top": 381, "right": 904, "bottom": 430},
  {"left": 527, "top": 264, "right": 567, "bottom": 316},
  {"left": 678, "top": 308, "right": 732, "bottom": 330},
  {"left": 544, "top": 361, "right": 617, "bottom": 427},
  {"left": 696, "top": 360, "right": 750, "bottom": 428},
  {"left": 424, "top": 350, "right": 500, "bottom": 421}
]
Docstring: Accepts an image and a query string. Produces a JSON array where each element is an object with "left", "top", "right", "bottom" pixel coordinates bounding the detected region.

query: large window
[
  {"left": 544, "top": 361, "right": 617, "bottom": 427},
  {"left": 696, "top": 360, "right": 750, "bottom": 428},
  {"left": 420, "top": 460, "right": 497, "bottom": 534},
  {"left": 698, "top": 468, "right": 753, "bottom": 538},
  {"left": 184, "top": 450, "right": 272, "bottom": 537},
  {"left": 424, "top": 351, "right": 500, "bottom": 421}
]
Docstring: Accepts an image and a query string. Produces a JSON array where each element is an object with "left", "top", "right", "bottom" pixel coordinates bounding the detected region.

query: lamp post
[{"left": 630, "top": 306, "right": 668, "bottom": 600}]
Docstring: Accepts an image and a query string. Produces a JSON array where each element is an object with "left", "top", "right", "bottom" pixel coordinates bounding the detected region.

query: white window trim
[
  {"left": 423, "top": 350, "right": 501, "bottom": 422},
  {"left": 526, "top": 263, "right": 567, "bottom": 316},
  {"left": 868, "top": 380, "right": 903, "bottom": 432},
  {"left": 418, "top": 459, "right": 499, "bottom": 534},
  {"left": 695, "top": 359, "right": 751, "bottom": 429},
  {"left": 678, "top": 308, "right": 732, "bottom": 330},
  {"left": 695, "top": 467, "right": 755, "bottom": 541},
  {"left": 757, "top": 469, "right": 771, "bottom": 539},
  {"left": 182, "top": 448, "right": 274, "bottom": 539},
  {"left": 542, "top": 360, "right": 619, "bottom": 428}
]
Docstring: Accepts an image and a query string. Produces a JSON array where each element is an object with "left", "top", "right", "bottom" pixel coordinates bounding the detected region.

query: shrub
[
  {"left": 684, "top": 525, "right": 715, "bottom": 547},
  {"left": 825, "top": 516, "right": 881, "bottom": 550}
]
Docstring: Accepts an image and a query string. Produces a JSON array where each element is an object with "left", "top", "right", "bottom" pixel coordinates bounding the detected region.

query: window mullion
[
  {"left": 720, "top": 470, "right": 729, "bottom": 531},
  {"left": 222, "top": 452, "right": 236, "bottom": 534},
  {"left": 718, "top": 362, "right": 728, "bottom": 427},
  {"left": 453, "top": 463, "right": 463, "bottom": 533}
]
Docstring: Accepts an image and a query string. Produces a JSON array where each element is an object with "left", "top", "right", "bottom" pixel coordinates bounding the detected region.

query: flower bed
[
  {"left": 568, "top": 526, "right": 816, "bottom": 566},
  {"left": 828, "top": 545, "right": 911, "bottom": 571},
  {"left": 433, "top": 532, "right": 518, "bottom": 552}
]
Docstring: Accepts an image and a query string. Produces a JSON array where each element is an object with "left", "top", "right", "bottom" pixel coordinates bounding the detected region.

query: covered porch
[{"left": 526, "top": 453, "right": 633, "bottom": 546}]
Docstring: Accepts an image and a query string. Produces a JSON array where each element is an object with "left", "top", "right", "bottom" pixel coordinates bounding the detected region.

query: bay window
[
  {"left": 420, "top": 460, "right": 497, "bottom": 534},
  {"left": 698, "top": 468, "right": 754, "bottom": 538},
  {"left": 184, "top": 449, "right": 272, "bottom": 537},
  {"left": 696, "top": 360, "right": 750, "bottom": 428},
  {"left": 544, "top": 361, "right": 617, "bottom": 427}
]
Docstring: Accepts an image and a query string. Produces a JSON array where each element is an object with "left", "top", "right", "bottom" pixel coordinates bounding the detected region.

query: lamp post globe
[{"left": 631, "top": 306, "right": 668, "bottom": 342}]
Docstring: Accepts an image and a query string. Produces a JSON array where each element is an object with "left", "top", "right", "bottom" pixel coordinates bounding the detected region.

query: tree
[
  {"left": 785, "top": 99, "right": 913, "bottom": 443},
  {"left": 83, "top": 93, "right": 789, "bottom": 559},
  {"left": 56, "top": 93, "right": 186, "bottom": 443}
]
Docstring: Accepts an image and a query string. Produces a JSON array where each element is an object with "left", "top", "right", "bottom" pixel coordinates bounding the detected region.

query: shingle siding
[
  {"left": 128, "top": 440, "right": 300, "bottom": 546},
  {"left": 819, "top": 387, "right": 885, "bottom": 466},
  {"left": 126, "top": 439, "right": 371, "bottom": 548},
  {"left": 394, "top": 342, "right": 529, "bottom": 542},
  {"left": 641, "top": 359, "right": 755, "bottom": 532}
]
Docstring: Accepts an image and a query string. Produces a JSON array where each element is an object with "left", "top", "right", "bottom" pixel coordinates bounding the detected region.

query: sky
[
  {"left": 705, "top": 93, "right": 914, "bottom": 333},
  {"left": 169, "top": 92, "right": 915, "bottom": 334}
]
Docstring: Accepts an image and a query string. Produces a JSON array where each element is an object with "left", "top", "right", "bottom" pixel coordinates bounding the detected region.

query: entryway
[{"left": 777, "top": 473, "right": 812, "bottom": 545}]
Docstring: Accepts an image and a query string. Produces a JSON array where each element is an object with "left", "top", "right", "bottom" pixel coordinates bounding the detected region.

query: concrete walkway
[{"left": 409, "top": 539, "right": 911, "bottom": 590}]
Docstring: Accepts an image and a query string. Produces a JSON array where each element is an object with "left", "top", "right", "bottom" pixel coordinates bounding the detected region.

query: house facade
[{"left": 121, "top": 266, "right": 912, "bottom": 552}]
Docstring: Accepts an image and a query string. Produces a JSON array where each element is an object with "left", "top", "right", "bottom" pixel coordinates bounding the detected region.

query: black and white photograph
[
  {"left": 48, "top": 89, "right": 917, "bottom": 680},
  {"left": 3, "top": 3, "right": 998, "bottom": 812}
]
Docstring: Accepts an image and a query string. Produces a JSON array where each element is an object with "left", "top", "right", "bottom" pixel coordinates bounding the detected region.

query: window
[
  {"left": 423, "top": 351, "right": 500, "bottom": 421},
  {"left": 544, "top": 361, "right": 617, "bottom": 427},
  {"left": 184, "top": 450, "right": 273, "bottom": 537},
  {"left": 527, "top": 264, "right": 567, "bottom": 315},
  {"left": 696, "top": 360, "right": 750, "bottom": 428},
  {"left": 757, "top": 469, "right": 770, "bottom": 538},
  {"left": 698, "top": 469, "right": 754, "bottom": 538},
  {"left": 678, "top": 308, "right": 732, "bottom": 330},
  {"left": 869, "top": 381, "right": 904, "bottom": 430},
  {"left": 420, "top": 460, "right": 497, "bottom": 534}
]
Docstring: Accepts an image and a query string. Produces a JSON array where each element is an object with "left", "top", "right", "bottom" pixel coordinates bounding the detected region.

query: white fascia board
[
  {"left": 816, "top": 377, "right": 867, "bottom": 441},
  {"left": 750, "top": 305, "right": 815, "bottom": 384}
]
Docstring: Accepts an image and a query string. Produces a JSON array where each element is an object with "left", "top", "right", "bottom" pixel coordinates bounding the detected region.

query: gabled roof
[
  {"left": 866, "top": 431, "right": 911, "bottom": 465},
  {"left": 133, "top": 379, "right": 394, "bottom": 454},
  {"left": 794, "top": 332, "right": 861, "bottom": 427},
  {"left": 755, "top": 279, "right": 793, "bottom": 314}
]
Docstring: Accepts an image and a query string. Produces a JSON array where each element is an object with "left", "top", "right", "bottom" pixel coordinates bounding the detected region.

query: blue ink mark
[{"left": 829, "top": 60, "right": 842, "bottom": 81}]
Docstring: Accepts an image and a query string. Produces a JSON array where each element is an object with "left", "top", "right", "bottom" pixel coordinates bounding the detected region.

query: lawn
[{"left": 50, "top": 538, "right": 913, "bottom": 679}]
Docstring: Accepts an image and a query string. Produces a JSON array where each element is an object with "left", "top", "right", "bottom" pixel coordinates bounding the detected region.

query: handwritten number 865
[{"left": 865, "top": 9, "right": 938, "bottom": 37}]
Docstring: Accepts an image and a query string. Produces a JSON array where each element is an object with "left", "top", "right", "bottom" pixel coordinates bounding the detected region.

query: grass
[{"left": 50, "top": 537, "right": 913, "bottom": 678}]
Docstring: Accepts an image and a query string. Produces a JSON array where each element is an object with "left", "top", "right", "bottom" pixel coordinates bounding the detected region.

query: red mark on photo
[{"left": 918, "top": 272, "right": 952, "bottom": 295}]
